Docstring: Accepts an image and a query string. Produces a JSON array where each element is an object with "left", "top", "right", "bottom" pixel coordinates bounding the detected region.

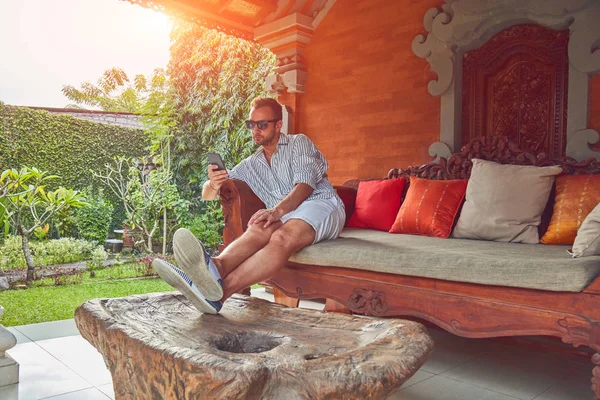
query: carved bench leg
[
  {"left": 273, "top": 288, "right": 299, "bottom": 308},
  {"left": 236, "top": 287, "right": 251, "bottom": 296},
  {"left": 324, "top": 299, "right": 352, "bottom": 314}
]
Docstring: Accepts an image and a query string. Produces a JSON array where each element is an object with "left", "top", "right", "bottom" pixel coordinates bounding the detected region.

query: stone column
[
  {"left": 0, "top": 306, "right": 18, "bottom": 387},
  {"left": 255, "top": 13, "right": 313, "bottom": 134}
]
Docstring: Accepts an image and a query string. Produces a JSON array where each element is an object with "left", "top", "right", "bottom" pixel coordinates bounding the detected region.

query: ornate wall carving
[
  {"left": 412, "top": 0, "right": 600, "bottom": 161},
  {"left": 461, "top": 24, "right": 569, "bottom": 158}
]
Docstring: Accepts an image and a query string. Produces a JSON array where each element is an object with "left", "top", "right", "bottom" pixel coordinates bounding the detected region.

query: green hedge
[{"left": 0, "top": 104, "right": 150, "bottom": 229}]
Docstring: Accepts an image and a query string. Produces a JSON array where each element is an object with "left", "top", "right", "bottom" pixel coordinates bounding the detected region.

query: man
[{"left": 153, "top": 97, "right": 345, "bottom": 313}]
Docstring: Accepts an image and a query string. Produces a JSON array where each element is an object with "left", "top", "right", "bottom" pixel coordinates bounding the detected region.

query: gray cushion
[
  {"left": 452, "top": 159, "right": 562, "bottom": 244},
  {"left": 290, "top": 228, "right": 600, "bottom": 292}
]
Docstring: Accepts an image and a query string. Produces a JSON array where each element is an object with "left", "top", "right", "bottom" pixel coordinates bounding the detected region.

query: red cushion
[
  {"left": 390, "top": 176, "right": 468, "bottom": 238},
  {"left": 347, "top": 178, "right": 406, "bottom": 231}
]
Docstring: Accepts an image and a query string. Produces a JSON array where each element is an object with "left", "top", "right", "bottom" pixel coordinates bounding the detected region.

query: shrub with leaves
[
  {"left": 53, "top": 268, "right": 84, "bottom": 286},
  {"left": 51, "top": 207, "right": 78, "bottom": 239},
  {"left": 40, "top": 238, "right": 97, "bottom": 264},
  {"left": 0, "top": 167, "right": 87, "bottom": 281},
  {"left": 134, "top": 254, "right": 173, "bottom": 277},
  {"left": 0, "top": 235, "right": 24, "bottom": 271},
  {"left": 0, "top": 104, "right": 150, "bottom": 231},
  {"left": 87, "top": 246, "right": 108, "bottom": 278},
  {"left": 0, "top": 236, "right": 99, "bottom": 270},
  {"left": 76, "top": 190, "right": 114, "bottom": 244},
  {"left": 95, "top": 158, "right": 182, "bottom": 253},
  {"left": 181, "top": 208, "right": 223, "bottom": 254}
]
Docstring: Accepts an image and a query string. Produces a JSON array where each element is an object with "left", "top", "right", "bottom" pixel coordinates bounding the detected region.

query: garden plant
[{"left": 0, "top": 167, "right": 87, "bottom": 282}]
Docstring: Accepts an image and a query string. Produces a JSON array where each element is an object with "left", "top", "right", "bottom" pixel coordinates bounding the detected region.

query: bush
[
  {"left": 76, "top": 190, "right": 114, "bottom": 244},
  {"left": 0, "top": 236, "right": 99, "bottom": 270},
  {"left": 39, "top": 238, "right": 97, "bottom": 264},
  {"left": 54, "top": 268, "right": 84, "bottom": 286},
  {"left": 87, "top": 246, "right": 108, "bottom": 278},
  {"left": 134, "top": 254, "right": 173, "bottom": 277},
  {"left": 0, "top": 104, "right": 149, "bottom": 230},
  {"left": 51, "top": 207, "right": 78, "bottom": 239},
  {"left": 182, "top": 211, "right": 223, "bottom": 254},
  {"left": 0, "top": 236, "right": 24, "bottom": 271}
]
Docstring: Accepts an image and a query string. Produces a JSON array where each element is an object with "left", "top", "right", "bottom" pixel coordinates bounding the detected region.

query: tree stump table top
[{"left": 75, "top": 293, "right": 433, "bottom": 400}]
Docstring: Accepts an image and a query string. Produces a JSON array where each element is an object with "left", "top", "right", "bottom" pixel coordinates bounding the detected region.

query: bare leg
[
  {"left": 220, "top": 219, "right": 316, "bottom": 301},
  {"left": 213, "top": 222, "right": 282, "bottom": 279}
]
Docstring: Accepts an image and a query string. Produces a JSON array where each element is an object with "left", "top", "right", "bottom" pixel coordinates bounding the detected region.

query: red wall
[
  {"left": 297, "top": 1, "right": 600, "bottom": 184},
  {"left": 298, "top": 0, "right": 441, "bottom": 185}
]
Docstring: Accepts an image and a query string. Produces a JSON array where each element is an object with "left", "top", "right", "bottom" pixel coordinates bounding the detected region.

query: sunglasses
[{"left": 245, "top": 119, "right": 279, "bottom": 130}]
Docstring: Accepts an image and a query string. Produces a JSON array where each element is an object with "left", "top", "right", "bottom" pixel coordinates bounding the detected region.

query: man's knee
[
  {"left": 244, "top": 223, "right": 278, "bottom": 242},
  {"left": 268, "top": 229, "right": 293, "bottom": 249},
  {"left": 269, "top": 224, "right": 314, "bottom": 252}
]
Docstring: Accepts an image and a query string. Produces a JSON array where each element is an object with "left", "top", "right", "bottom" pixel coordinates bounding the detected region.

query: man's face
[{"left": 248, "top": 106, "right": 280, "bottom": 147}]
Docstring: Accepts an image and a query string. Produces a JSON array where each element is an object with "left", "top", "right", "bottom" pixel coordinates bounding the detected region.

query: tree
[
  {"left": 62, "top": 67, "right": 169, "bottom": 113},
  {"left": 0, "top": 167, "right": 87, "bottom": 282},
  {"left": 167, "top": 22, "right": 276, "bottom": 210},
  {"left": 61, "top": 23, "right": 276, "bottom": 249},
  {"left": 95, "top": 158, "right": 184, "bottom": 253}
]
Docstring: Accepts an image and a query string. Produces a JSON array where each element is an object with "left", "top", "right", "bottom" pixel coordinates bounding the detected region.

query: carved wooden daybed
[{"left": 220, "top": 136, "right": 600, "bottom": 398}]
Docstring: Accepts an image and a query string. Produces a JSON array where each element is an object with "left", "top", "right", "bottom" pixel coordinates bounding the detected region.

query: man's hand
[
  {"left": 249, "top": 207, "right": 285, "bottom": 228},
  {"left": 208, "top": 165, "right": 229, "bottom": 191}
]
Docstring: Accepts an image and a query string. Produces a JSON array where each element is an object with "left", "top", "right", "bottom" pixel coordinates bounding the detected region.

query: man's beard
[{"left": 255, "top": 131, "right": 276, "bottom": 146}]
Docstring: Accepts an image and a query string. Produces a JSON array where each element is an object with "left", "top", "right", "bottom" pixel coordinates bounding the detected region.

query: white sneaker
[
  {"left": 173, "top": 228, "right": 224, "bottom": 301},
  {"left": 152, "top": 259, "right": 222, "bottom": 314}
]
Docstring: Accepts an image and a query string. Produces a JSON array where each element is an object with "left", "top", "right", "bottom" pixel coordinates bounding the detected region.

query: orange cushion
[
  {"left": 541, "top": 174, "right": 600, "bottom": 245},
  {"left": 390, "top": 177, "right": 468, "bottom": 238},
  {"left": 347, "top": 178, "right": 406, "bottom": 231}
]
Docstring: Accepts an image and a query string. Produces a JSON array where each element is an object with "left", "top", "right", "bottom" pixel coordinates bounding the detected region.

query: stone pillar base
[
  {"left": 0, "top": 305, "right": 19, "bottom": 387},
  {"left": 0, "top": 354, "right": 18, "bottom": 387}
]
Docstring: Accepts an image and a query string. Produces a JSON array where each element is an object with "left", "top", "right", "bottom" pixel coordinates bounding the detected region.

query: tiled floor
[{"left": 1, "top": 288, "right": 595, "bottom": 399}]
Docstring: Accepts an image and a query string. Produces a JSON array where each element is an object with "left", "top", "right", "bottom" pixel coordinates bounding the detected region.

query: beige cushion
[
  {"left": 572, "top": 202, "right": 600, "bottom": 257},
  {"left": 452, "top": 159, "right": 562, "bottom": 243},
  {"left": 290, "top": 228, "right": 600, "bottom": 292}
]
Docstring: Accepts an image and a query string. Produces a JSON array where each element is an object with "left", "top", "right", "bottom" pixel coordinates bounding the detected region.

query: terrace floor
[{"left": 0, "top": 287, "right": 595, "bottom": 400}]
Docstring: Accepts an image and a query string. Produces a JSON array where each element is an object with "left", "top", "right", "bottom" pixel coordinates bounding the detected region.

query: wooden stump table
[{"left": 75, "top": 293, "right": 433, "bottom": 400}]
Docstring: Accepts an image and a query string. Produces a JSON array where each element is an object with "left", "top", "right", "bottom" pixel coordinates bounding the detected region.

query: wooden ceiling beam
[
  {"left": 159, "top": 0, "right": 255, "bottom": 36},
  {"left": 242, "top": 0, "right": 278, "bottom": 14}
]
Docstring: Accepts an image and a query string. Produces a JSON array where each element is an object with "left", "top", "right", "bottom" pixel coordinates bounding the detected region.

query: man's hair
[{"left": 250, "top": 97, "right": 283, "bottom": 121}]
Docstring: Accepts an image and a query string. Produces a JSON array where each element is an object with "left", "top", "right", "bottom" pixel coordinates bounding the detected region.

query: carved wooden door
[{"left": 462, "top": 24, "right": 569, "bottom": 158}]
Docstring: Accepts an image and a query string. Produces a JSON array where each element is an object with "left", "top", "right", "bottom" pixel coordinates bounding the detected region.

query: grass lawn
[
  {"left": 0, "top": 260, "right": 265, "bottom": 327},
  {"left": 30, "top": 262, "right": 155, "bottom": 287},
  {"left": 0, "top": 278, "right": 175, "bottom": 327}
]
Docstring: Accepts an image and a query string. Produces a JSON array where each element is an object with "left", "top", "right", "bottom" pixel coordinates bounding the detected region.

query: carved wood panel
[
  {"left": 462, "top": 24, "right": 569, "bottom": 158},
  {"left": 386, "top": 135, "right": 600, "bottom": 182}
]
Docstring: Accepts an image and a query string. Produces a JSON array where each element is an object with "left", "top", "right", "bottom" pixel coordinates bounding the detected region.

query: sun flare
[{"left": 143, "top": 9, "right": 172, "bottom": 31}]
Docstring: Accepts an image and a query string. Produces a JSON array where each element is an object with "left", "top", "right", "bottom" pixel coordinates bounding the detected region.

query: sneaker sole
[
  {"left": 152, "top": 259, "right": 218, "bottom": 314},
  {"left": 173, "top": 228, "right": 223, "bottom": 301}
]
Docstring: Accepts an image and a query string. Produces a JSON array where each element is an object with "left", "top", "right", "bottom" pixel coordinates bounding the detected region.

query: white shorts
[{"left": 281, "top": 196, "right": 346, "bottom": 244}]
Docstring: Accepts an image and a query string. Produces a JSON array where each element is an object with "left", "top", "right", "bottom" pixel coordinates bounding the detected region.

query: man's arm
[
  {"left": 249, "top": 183, "right": 313, "bottom": 227},
  {"left": 276, "top": 183, "right": 314, "bottom": 215},
  {"left": 201, "top": 179, "right": 220, "bottom": 200},
  {"left": 202, "top": 165, "right": 228, "bottom": 200}
]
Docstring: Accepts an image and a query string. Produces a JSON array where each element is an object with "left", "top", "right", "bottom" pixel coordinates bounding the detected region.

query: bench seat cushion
[{"left": 289, "top": 228, "right": 600, "bottom": 292}]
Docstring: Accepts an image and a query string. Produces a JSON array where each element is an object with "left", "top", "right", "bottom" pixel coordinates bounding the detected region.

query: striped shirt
[{"left": 228, "top": 133, "right": 338, "bottom": 209}]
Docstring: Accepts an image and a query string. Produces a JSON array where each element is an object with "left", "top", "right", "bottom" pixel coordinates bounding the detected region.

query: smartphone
[{"left": 207, "top": 152, "right": 226, "bottom": 171}]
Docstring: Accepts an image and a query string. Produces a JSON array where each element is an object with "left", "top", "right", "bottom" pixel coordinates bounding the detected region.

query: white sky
[{"left": 0, "top": 0, "right": 172, "bottom": 108}]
